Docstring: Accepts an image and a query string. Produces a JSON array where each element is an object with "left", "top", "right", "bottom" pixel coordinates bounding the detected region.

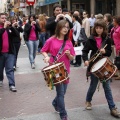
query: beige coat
[{"left": 82, "top": 18, "right": 90, "bottom": 38}]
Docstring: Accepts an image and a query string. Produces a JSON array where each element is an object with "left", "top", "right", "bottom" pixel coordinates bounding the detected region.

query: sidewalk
[
  {"left": 2, "top": 103, "right": 120, "bottom": 120},
  {"left": 0, "top": 45, "right": 120, "bottom": 120}
]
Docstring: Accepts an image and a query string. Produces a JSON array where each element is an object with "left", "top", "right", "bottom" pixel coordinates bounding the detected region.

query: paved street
[{"left": 0, "top": 43, "right": 120, "bottom": 120}]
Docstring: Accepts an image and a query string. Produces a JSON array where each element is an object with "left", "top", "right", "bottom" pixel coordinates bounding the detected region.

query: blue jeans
[
  {"left": 52, "top": 83, "right": 68, "bottom": 119},
  {"left": 86, "top": 74, "right": 115, "bottom": 110},
  {"left": 0, "top": 53, "right": 15, "bottom": 86},
  {"left": 38, "top": 32, "right": 46, "bottom": 52},
  {"left": 26, "top": 40, "right": 39, "bottom": 64}
]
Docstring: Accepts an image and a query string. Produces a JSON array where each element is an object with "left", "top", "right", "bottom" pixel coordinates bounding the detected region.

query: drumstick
[
  {"left": 93, "top": 44, "right": 108, "bottom": 62},
  {"left": 56, "top": 48, "right": 72, "bottom": 62}
]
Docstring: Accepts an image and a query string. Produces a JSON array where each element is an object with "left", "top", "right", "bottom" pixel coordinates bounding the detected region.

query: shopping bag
[{"left": 74, "top": 46, "right": 83, "bottom": 55}]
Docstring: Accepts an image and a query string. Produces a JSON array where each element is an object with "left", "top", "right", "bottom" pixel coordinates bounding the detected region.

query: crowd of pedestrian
[{"left": 0, "top": 3, "right": 120, "bottom": 120}]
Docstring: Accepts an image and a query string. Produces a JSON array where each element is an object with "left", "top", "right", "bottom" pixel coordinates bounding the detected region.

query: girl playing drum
[
  {"left": 41, "top": 20, "right": 75, "bottom": 120},
  {"left": 82, "top": 19, "right": 120, "bottom": 118}
]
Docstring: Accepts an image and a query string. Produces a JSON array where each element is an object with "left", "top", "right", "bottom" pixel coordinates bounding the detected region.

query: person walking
[
  {"left": 82, "top": 19, "right": 120, "bottom": 118},
  {"left": 41, "top": 20, "right": 75, "bottom": 120},
  {"left": 0, "top": 13, "right": 17, "bottom": 92},
  {"left": 24, "top": 14, "right": 41, "bottom": 69},
  {"left": 10, "top": 17, "right": 23, "bottom": 70},
  {"left": 111, "top": 16, "right": 120, "bottom": 80}
]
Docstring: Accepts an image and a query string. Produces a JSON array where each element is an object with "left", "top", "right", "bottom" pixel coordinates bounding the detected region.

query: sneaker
[
  {"left": 0, "top": 81, "right": 3, "bottom": 87},
  {"left": 31, "top": 63, "right": 35, "bottom": 69},
  {"left": 23, "top": 44, "right": 26, "bottom": 46},
  {"left": 52, "top": 104, "right": 59, "bottom": 113},
  {"left": 86, "top": 101, "right": 92, "bottom": 110},
  {"left": 111, "top": 108, "right": 120, "bottom": 118},
  {"left": 13, "top": 66, "right": 16, "bottom": 71},
  {"left": 9, "top": 86, "right": 17, "bottom": 92},
  {"left": 61, "top": 116, "right": 68, "bottom": 120}
]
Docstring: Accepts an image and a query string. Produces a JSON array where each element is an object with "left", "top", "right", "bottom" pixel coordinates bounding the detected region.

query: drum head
[
  {"left": 43, "top": 62, "right": 62, "bottom": 71},
  {"left": 91, "top": 58, "right": 107, "bottom": 72}
]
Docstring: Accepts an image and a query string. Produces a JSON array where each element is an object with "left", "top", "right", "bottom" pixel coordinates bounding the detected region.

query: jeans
[
  {"left": 0, "top": 53, "right": 15, "bottom": 86},
  {"left": 26, "top": 40, "right": 39, "bottom": 64},
  {"left": 86, "top": 74, "right": 115, "bottom": 110},
  {"left": 52, "top": 83, "right": 68, "bottom": 118},
  {"left": 38, "top": 32, "right": 46, "bottom": 52}
]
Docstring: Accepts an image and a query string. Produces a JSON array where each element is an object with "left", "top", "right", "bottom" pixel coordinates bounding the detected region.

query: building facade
[{"left": 6, "top": 0, "right": 120, "bottom": 17}]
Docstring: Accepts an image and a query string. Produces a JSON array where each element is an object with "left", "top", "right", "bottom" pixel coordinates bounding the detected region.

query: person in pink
[
  {"left": 41, "top": 20, "right": 75, "bottom": 120},
  {"left": 24, "top": 14, "right": 41, "bottom": 69},
  {"left": 111, "top": 16, "right": 120, "bottom": 80}
]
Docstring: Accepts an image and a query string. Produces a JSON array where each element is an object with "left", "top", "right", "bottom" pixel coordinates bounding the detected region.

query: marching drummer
[
  {"left": 82, "top": 19, "right": 120, "bottom": 118},
  {"left": 41, "top": 19, "right": 75, "bottom": 120}
]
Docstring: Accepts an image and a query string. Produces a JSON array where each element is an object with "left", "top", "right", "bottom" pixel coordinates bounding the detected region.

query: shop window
[{"left": 72, "top": 3, "right": 85, "bottom": 13}]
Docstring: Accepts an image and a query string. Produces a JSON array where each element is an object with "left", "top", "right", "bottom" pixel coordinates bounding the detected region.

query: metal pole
[{"left": 30, "top": 5, "right": 31, "bottom": 15}]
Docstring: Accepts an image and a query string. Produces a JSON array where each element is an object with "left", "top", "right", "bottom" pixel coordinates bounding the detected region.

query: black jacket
[
  {"left": 0, "top": 27, "right": 17, "bottom": 54},
  {"left": 82, "top": 35, "right": 112, "bottom": 62},
  {"left": 12, "top": 26, "right": 23, "bottom": 43},
  {"left": 24, "top": 22, "right": 41, "bottom": 41},
  {"left": 46, "top": 16, "right": 73, "bottom": 37}
]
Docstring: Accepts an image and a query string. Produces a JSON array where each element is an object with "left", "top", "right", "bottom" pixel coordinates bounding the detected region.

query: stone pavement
[{"left": 0, "top": 44, "right": 120, "bottom": 120}]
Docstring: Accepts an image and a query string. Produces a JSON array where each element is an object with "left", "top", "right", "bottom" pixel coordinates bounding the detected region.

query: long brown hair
[
  {"left": 55, "top": 20, "right": 69, "bottom": 41},
  {"left": 92, "top": 19, "right": 108, "bottom": 37}
]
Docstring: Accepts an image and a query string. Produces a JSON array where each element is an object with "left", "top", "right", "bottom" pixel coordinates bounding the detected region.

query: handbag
[
  {"left": 114, "top": 51, "right": 120, "bottom": 70},
  {"left": 74, "top": 46, "right": 83, "bottom": 55}
]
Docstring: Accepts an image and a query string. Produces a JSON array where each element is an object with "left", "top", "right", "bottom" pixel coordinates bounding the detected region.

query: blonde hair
[{"left": 39, "top": 14, "right": 46, "bottom": 21}]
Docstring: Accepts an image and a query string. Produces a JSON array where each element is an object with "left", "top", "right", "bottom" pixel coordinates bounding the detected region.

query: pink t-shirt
[
  {"left": 94, "top": 37, "right": 102, "bottom": 49},
  {"left": 29, "top": 25, "right": 37, "bottom": 41},
  {"left": 0, "top": 25, "right": 9, "bottom": 53},
  {"left": 41, "top": 37, "right": 75, "bottom": 84},
  {"left": 112, "top": 26, "right": 120, "bottom": 55}
]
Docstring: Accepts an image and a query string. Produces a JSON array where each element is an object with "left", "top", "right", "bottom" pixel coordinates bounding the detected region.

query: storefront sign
[{"left": 39, "top": 0, "right": 58, "bottom": 6}]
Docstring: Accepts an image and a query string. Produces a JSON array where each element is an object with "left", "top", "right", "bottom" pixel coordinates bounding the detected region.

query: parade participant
[
  {"left": 24, "top": 14, "right": 41, "bottom": 69},
  {"left": 0, "top": 13, "right": 17, "bottom": 92},
  {"left": 82, "top": 19, "right": 120, "bottom": 118},
  {"left": 10, "top": 17, "right": 23, "bottom": 70},
  {"left": 41, "top": 20, "right": 75, "bottom": 120}
]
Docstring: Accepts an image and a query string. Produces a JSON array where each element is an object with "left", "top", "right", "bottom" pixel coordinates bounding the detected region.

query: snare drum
[
  {"left": 90, "top": 57, "right": 117, "bottom": 81},
  {"left": 42, "top": 62, "right": 69, "bottom": 86}
]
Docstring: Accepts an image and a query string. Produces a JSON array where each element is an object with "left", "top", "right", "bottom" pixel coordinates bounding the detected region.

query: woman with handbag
[
  {"left": 111, "top": 16, "right": 120, "bottom": 80},
  {"left": 71, "top": 14, "right": 82, "bottom": 67},
  {"left": 41, "top": 20, "right": 75, "bottom": 120}
]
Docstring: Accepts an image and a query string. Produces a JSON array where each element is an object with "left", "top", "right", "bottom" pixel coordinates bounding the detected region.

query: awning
[{"left": 39, "top": 0, "right": 59, "bottom": 6}]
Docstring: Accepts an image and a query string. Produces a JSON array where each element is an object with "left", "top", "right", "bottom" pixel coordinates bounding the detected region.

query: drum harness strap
[
  {"left": 87, "top": 36, "right": 109, "bottom": 92},
  {"left": 49, "top": 41, "right": 66, "bottom": 90}
]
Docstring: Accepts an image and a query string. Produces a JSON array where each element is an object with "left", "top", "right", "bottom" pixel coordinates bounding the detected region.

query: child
[
  {"left": 82, "top": 19, "right": 120, "bottom": 118},
  {"left": 41, "top": 20, "right": 75, "bottom": 120}
]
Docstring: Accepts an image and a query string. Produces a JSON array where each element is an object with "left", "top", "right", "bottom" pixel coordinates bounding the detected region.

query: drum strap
[{"left": 52, "top": 40, "right": 66, "bottom": 62}]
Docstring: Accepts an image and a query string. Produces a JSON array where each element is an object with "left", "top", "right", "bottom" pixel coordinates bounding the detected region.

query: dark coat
[
  {"left": 24, "top": 22, "right": 41, "bottom": 41},
  {"left": 46, "top": 16, "right": 73, "bottom": 37},
  {"left": 0, "top": 27, "right": 18, "bottom": 54},
  {"left": 12, "top": 26, "right": 23, "bottom": 43},
  {"left": 82, "top": 35, "right": 112, "bottom": 62}
]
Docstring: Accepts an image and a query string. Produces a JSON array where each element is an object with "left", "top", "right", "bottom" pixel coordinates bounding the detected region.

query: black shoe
[
  {"left": 9, "top": 86, "right": 17, "bottom": 92},
  {"left": 74, "top": 64, "right": 81, "bottom": 67},
  {"left": 70, "top": 62, "right": 77, "bottom": 65}
]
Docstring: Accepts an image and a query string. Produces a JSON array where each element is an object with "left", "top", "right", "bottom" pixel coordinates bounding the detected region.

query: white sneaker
[
  {"left": 0, "top": 81, "right": 3, "bottom": 87},
  {"left": 31, "top": 63, "right": 35, "bottom": 69},
  {"left": 9, "top": 86, "right": 17, "bottom": 92}
]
